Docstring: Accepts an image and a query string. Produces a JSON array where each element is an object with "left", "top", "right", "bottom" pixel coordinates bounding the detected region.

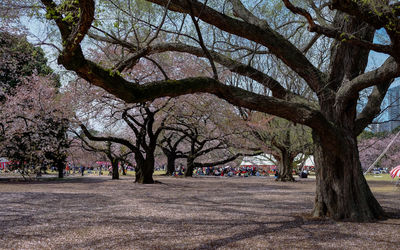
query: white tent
[
  {"left": 304, "top": 156, "right": 314, "bottom": 167},
  {"left": 241, "top": 154, "right": 314, "bottom": 168},
  {"left": 240, "top": 154, "right": 276, "bottom": 166},
  {"left": 295, "top": 154, "right": 315, "bottom": 167}
]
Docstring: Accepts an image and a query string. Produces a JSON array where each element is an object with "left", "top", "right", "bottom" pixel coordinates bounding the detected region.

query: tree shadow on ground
[
  {"left": 54, "top": 214, "right": 342, "bottom": 249},
  {"left": 0, "top": 177, "right": 399, "bottom": 249},
  {"left": 0, "top": 192, "right": 116, "bottom": 234}
]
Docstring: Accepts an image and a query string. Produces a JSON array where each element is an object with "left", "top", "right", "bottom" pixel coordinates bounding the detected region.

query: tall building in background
[
  {"left": 371, "top": 84, "right": 400, "bottom": 133},
  {"left": 387, "top": 85, "right": 400, "bottom": 130}
]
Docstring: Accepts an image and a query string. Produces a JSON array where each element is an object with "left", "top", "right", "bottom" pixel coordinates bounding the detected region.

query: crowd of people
[
  {"left": 1, "top": 162, "right": 313, "bottom": 180},
  {"left": 193, "top": 166, "right": 272, "bottom": 177},
  {"left": 171, "top": 165, "right": 311, "bottom": 178}
]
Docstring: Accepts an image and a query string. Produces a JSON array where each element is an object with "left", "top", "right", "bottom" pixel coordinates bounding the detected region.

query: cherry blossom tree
[
  {"left": 0, "top": 75, "right": 70, "bottom": 178},
  {"left": 67, "top": 137, "right": 103, "bottom": 171},
  {"left": 78, "top": 138, "right": 132, "bottom": 179},
  {"left": 359, "top": 132, "right": 400, "bottom": 171}
]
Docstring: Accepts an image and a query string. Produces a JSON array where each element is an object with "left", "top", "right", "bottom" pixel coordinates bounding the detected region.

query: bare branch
[
  {"left": 146, "top": 0, "right": 326, "bottom": 95},
  {"left": 188, "top": 0, "right": 218, "bottom": 80},
  {"left": 282, "top": 0, "right": 393, "bottom": 55},
  {"left": 336, "top": 57, "right": 400, "bottom": 110}
]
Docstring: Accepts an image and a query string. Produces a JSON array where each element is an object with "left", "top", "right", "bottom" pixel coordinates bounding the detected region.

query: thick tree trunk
[
  {"left": 276, "top": 148, "right": 295, "bottom": 182},
  {"left": 312, "top": 132, "right": 385, "bottom": 221},
  {"left": 184, "top": 157, "right": 195, "bottom": 177},
  {"left": 165, "top": 155, "right": 176, "bottom": 176},
  {"left": 135, "top": 158, "right": 155, "bottom": 184},
  {"left": 111, "top": 160, "right": 119, "bottom": 180},
  {"left": 57, "top": 162, "right": 64, "bottom": 179},
  {"left": 311, "top": 13, "right": 383, "bottom": 221}
]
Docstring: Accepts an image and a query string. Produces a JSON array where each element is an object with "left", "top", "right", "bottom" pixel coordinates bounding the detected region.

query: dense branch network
[{"left": 33, "top": 0, "right": 400, "bottom": 221}]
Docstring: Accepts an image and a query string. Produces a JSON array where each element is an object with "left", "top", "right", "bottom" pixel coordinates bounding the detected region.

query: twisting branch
[
  {"left": 188, "top": 0, "right": 218, "bottom": 79},
  {"left": 282, "top": 0, "right": 393, "bottom": 55},
  {"left": 193, "top": 150, "right": 262, "bottom": 168},
  {"left": 335, "top": 57, "right": 400, "bottom": 115},
  {"left": 80, "top": 124, "right": 138, "bottom": 153},
  {"left": 355, "top": 81, "right": 393, "bottom": 136},
  {"left": 147, "top": 0, "right": 172, "bottom": 46},
  {"left": 40, "top": 0, "right": 95, "bottom": 55},
  {"left": 144, "top": 56, "right": 170, "bottom": 80},
  {"left": 229, "top": 0, "right": 268, "bottom": 28},
  {"left": 302, "top": 33, "right": 321, "bottom": 54},
  {"left": 86, "top": 34, "right": 294, "bottom": 99}
]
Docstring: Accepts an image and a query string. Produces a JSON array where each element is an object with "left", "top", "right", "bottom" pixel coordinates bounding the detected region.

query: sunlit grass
[
  {"left": 124, "top": 170, "right": 166, "bottom": 176},
  {"left": 364, "top": 173, "right": 396, "bottom": 182},
  {"left": 371, "top": 185, "right": 400, "bottom": 192},
  {"left": 364, "top": 173, "right": 399, "bottom": 192}
]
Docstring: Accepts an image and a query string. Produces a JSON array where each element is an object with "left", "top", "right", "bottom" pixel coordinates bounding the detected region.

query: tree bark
[
  {"left": 57, "top": 162, "right": 64, "bottom": 179},
  {"left": 135, "top": 158, "right": 155, "bottom": 184},
  {"left": 312, "top": 131, "right": 385, "bottom": 221},
  {"left": 184, "top": 157, "right": 195, "bottom": 177},
  {"left": 111, "top": 159, "right": 119, "bottom": 180},
  {"left": 276, "top": 148, "right": 295, "bottom": 182},
  {"left": 165, "top": 154, "right": 176, "bottom": 176}
]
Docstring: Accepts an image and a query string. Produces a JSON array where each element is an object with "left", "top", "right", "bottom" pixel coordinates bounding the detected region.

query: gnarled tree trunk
[
  {"left": 276, "top": 148, "right": 295, "bottom": 182},
  {"left": 184, "top": 157, "right": 195, "bottom": 177},
  {"left": 135, "top": 157, "right": 155, "bottom": 184},
  {"left": 165, "top": 153, "right": 176, "bottom": 176},
  {"left": 57, "top": 162, "right": 64, "bottom": 179},
  {"left": 309, "top": 12, "right": 385, "bottom": 221},
  {"left": 312, "top": 130, "right": 384, "bottom": 221},
  {"left": 111, "top": 159, "right": 119, "bottom": 180}
]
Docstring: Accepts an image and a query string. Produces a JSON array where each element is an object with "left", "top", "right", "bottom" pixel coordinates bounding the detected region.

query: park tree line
[
  {"left": 0, "top": 31, "right": 298, "bottom": 184},
  {"left": 0, "top": 31, "right": 70, "bottom": 179},
  {"left": 1, "top": 0, "right": 400, "bottom": 222}
]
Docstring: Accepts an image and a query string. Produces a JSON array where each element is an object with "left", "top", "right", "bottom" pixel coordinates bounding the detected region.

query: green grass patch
[
  {"left": 370, "top": 186, "right": 400, "bottom": 193},
  {"left": 123, "top": 170, "right": 166, "bottom": 176},
  {"left": 364, "top": 173, "right": 395, "bottom": 182}
]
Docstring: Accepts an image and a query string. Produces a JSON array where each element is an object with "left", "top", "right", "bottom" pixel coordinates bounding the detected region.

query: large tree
[
  {"left": 77, "top": 135, "right": 132, "bottom": 179},
  {"left": 0, "top": 75, "right": 70, "bottom": 178},
  {"left": 0, "top": 29, "right": 67, "bottom": 178},
  {"left": 158, "top": 130, "right": 187, "bottom": 175},
  {"left": 246, "top": 112, "right": 313, "bottom": 181},
  {"left": 79, "top": 100, "right": 169, "bottom": 184},
  {"left": 161, "top": 94, "right": 259, "bottom": 177},
  {"left": 28, "top": 0, "right": 400, "bottom": 221}
]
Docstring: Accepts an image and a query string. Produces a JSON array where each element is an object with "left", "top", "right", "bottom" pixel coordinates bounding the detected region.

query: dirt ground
[{"left": 0, "top": 175, "right": 399, "bottom": 249}]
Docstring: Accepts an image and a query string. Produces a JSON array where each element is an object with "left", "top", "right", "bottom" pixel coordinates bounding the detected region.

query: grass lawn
[
  {"left": 364, "top": 173, "right": 396, "bottom": 182},
  {"left": 0, "top": 175, "right": 399, "bottom": 249}
]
